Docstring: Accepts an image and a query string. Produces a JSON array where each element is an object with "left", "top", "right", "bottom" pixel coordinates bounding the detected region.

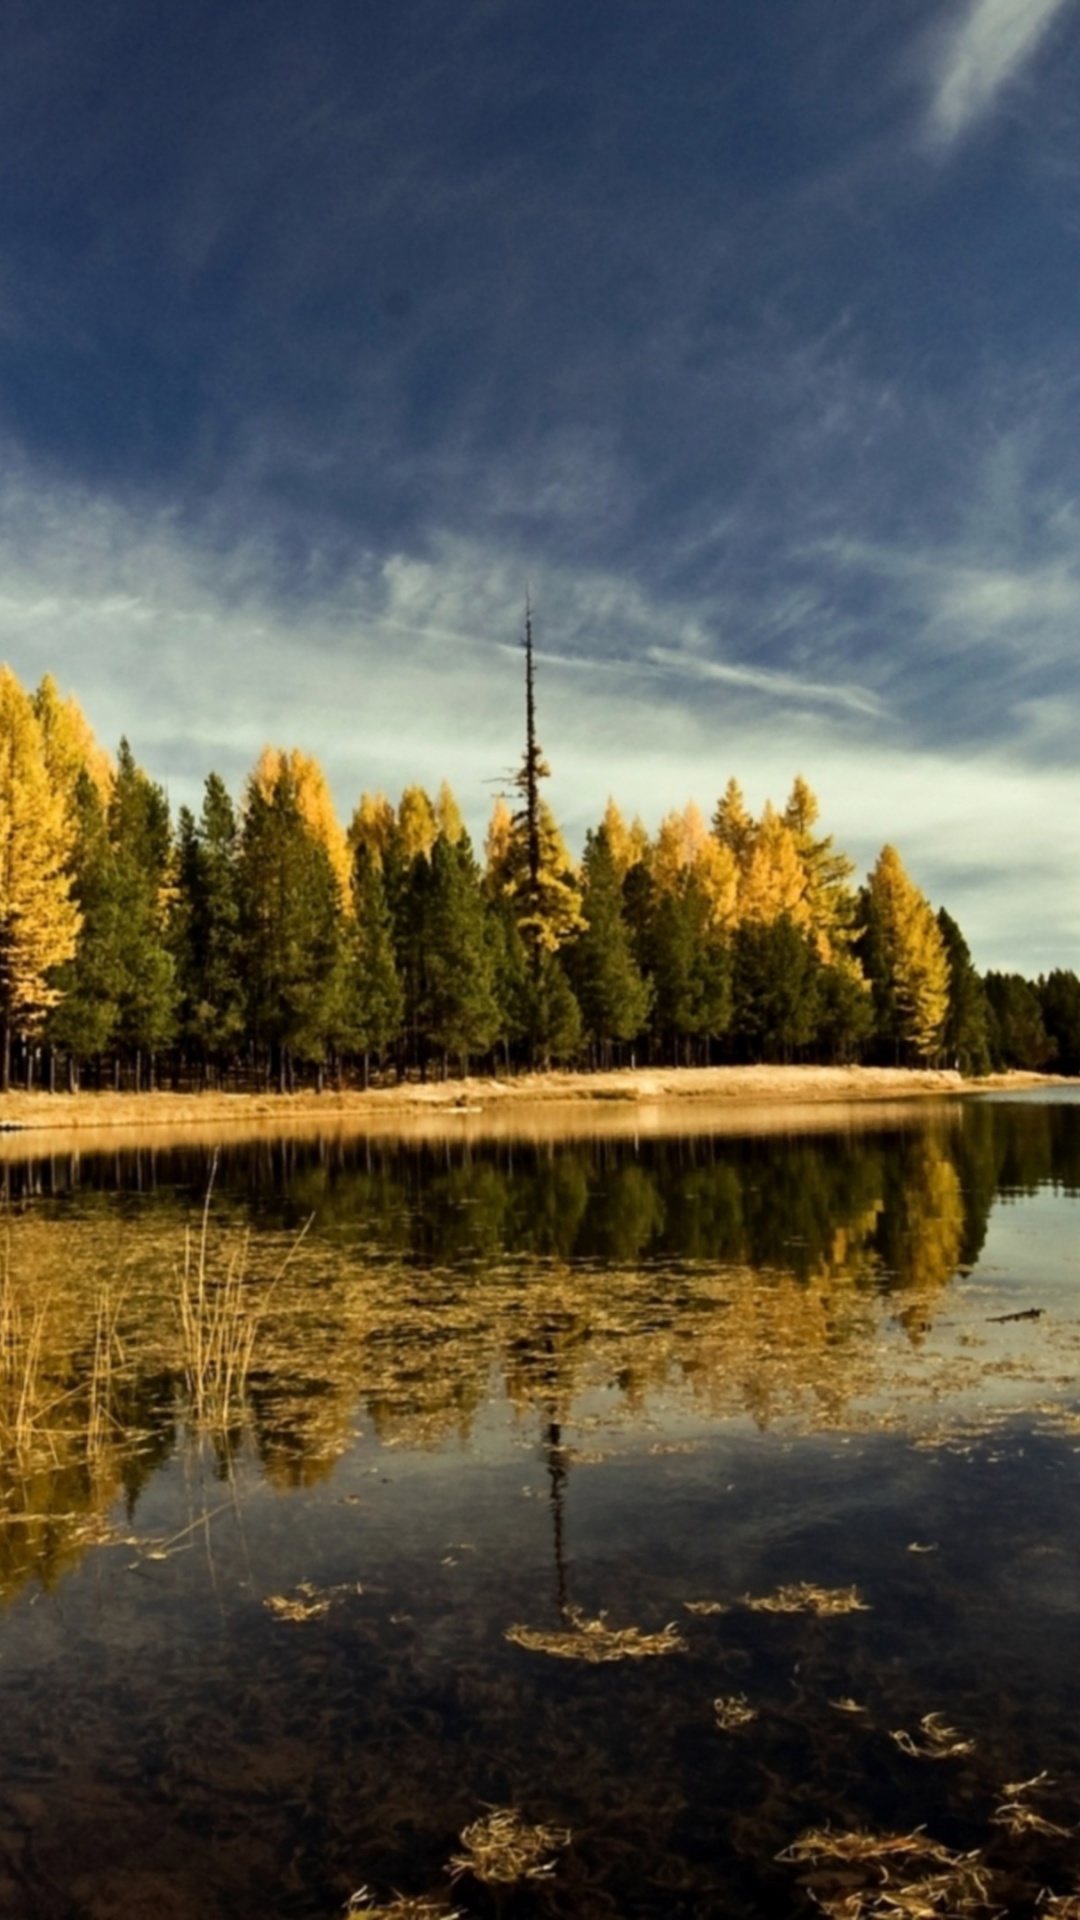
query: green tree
[
  {"left": 984, "top": 972, "right": 1055, "bottom": 1071},
  {"left": 416, "top": 834, "right": 500, "bottom": 1071},
  {"left": 568, "top": 826, "right": 651, "bottom": 1063},
  {"left": 174, "top": 774, "right": 246, "bottom": 1082},
  {"left": 937, "top": 908, "right": 991, "bottom": 1076},
  {"left": 106, "top": 740, "right": 177, "bottom": 1083},
  {"left": 238, "top": 755, "right": 347, "bottom": 1087},
  {"left": 731, "top": 914, "right": 820, "bottom": 1062},
  {"left": 347, "top": 841, "right": 405, "bottom": 1081},
  {"left": 1038, "top": 970, "right": 1080, "bottom": 1077}
]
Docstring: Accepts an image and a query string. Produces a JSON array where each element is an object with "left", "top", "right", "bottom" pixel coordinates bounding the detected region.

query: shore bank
[{"left": 0, "top": 1064, "right": 1062, "bottom": 1148}]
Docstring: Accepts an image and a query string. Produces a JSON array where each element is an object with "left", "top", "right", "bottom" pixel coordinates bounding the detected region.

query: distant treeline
[{"left": 0, "top": 664, "right": 1076, "bottom": 1091}]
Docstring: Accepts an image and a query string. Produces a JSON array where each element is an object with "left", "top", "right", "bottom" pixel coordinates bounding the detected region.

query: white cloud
[
  {"left": 0, "top": 456, "right": 1077, "bottom": 970},
  {"left": 927, "top": 0, "right": 1075, "bottom": 145}
]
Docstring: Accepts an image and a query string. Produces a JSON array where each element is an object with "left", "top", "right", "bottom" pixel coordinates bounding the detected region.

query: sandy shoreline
[{"left": 0, "top": 1064, "right": 1063, "bottom": 1154}]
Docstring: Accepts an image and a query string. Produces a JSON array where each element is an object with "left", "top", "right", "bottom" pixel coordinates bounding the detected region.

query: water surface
[{"left": 1, "top": 1093, "right": 1079, "bottom": 1917}]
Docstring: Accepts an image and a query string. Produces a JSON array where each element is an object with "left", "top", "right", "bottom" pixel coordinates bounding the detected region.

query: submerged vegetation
[{"left": 2, "top": 656, "right": 1073, "bottom": 1096}]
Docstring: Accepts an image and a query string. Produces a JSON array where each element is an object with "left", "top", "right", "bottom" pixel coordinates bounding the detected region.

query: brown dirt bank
[{"left": 0, "top": 1066, "right": 1063, "bottom": 1158}]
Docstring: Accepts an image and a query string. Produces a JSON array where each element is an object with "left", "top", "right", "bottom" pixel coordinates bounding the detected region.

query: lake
[{"left": 1, "top": 1090, "right": 1079, "bottom": 1919}]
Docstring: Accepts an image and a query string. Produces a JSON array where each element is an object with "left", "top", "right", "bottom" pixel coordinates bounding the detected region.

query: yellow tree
[
  {"left": 737, "top": 802, "right": 809, "bottom": 929},
  {"left": 252, "top": 747, "right": 351, "bottom": 906},
  {"left": 600, "top": 797, "right": 649, "bottom": 881},
  {"left": 0, "top": 667, "right": 81, "bottom": 1088},
  {"left": 861, "top": 846, "right": 949, "bottom": 1063},
  {"left": 782, "top": 774, "right": 857, "bottom": 964},
  {"left": 348, "top": 791, "right": 396, "bottom": 870},
  {"left": 32, "top": 675, "right": 113, "bottom": 810},
  {"left": 396, "top": 785, "right": 438, "bottom": 864}
]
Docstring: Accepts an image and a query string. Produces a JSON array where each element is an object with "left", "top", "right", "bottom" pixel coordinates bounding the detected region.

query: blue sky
[{"left": 1, "top": 0, "right": 1078, "bottom": 969}]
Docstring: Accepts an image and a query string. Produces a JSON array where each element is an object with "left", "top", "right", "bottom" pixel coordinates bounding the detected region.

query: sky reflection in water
[{"left": 0, "top": 1093, "right": 1078, "bottom": 1918}]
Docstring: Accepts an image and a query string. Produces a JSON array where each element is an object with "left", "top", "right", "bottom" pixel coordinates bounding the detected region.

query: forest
[{"left": 0, "top": 660, "right": 1076, "bottom": 1093}]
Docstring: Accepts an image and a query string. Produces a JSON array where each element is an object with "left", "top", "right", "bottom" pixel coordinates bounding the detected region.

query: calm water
[{"left": 1, "top": 1093, "right": 1079, "bottom": 1918}]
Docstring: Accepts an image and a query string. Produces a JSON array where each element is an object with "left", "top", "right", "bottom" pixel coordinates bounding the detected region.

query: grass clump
[
  {"left": 345, "top": 1893, "right": 462, "bottom": 1920},
  {"left": 506, "top": 1606, "right": 685, "bottom": 1662},
  {"left": 448, "top": 1808, "right": 570, "bottom": 1884},
  {"left": 779, "top": 1827, "right": 995, "bottom": 1919},
  {"left": 713, "top": 1693, "right": 757, "bottom": 1731},
  {"left": 744, "top": 1581, "right": 870, "bottom": 1616},
  {"left": 890, "top": 1711, "right": 975, "bottom": 1761}
]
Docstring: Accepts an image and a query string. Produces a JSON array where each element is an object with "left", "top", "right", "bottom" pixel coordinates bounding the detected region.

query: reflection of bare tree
[{"left": 0, "top": 1117, "right": 1016, "bottom": 1601}]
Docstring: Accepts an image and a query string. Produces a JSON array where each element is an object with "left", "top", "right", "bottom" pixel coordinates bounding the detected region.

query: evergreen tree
[
  {"left": 731, "top": 914, "right": 820, "bottom": 1062},
  {"left": 347, "top": 841, "right": 405, "bottom": 1080},
  {"left": 984, "top": 972, "right": 1055, "bottom": 1071},
  {"left": 1038, "top": 969, "right": 1080, "bottom": 1076},
  {"left": 106, "top": 740, "right": 178, "bottom": 1082},
  {"left": 238, "top": 754, "right": 346, "bottom": 1086},
  {"left": 173, "top": 773, "right": 246, "bottom": 1081},
  {"left": 937, "top": 907, "right": 991, "bottom": 1075},
  {"left": 417, "top": 834, "right": 500, "bottom": 1069},
  {"left": 0, "top": 667, "right": 81, "bottom": 1087},
  {"left": 642, "top": 870, "right": 731, "bottom": 1064},
  {"left": 567, "top": 826, "right": 651, "bottom": 1063}
]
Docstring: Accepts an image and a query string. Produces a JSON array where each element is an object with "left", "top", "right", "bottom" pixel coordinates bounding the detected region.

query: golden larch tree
[{"left": 0, "top": 666, "right": 82, "bottom": 1087}]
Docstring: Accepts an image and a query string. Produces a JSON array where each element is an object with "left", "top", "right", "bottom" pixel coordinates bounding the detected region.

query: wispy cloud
[
  {"left": 646, "top": 646, "right": 884, "bottom": 718},
  {"left": 926, "top": 0, "right": 1075, "bottom": 145}
]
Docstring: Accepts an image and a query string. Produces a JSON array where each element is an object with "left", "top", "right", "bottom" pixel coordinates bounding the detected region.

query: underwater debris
[
  {"left": 829, "top": 1698, "right": 868, "bottom": 1714},
  {"left": 345, "top": 1892, "right": 462, "bottom": 1920},
  {"left": 1002, "top": 1770, "right": 1053, "bottom": 1797},
  {"left": 684, "top": 1599, "right": 728, "bottom": 1615},
  {"left": 505, "top": 1607, "right": 685, "bottom": 1662},
  {"left": 713, "top": 1693, "right": 757, "bottom": 1731},
  {"left": 889, "top": 1712, "right": 975, "bottom": 1761},
  {"left": 906, "top": 1542, "right": 939, "bottom": 1554},
  {"left": 263, "top": 1578, "right": 359, "bottom": 1622},
  {"left": 448, "top": 1807, "right": 571, "bottom": 1884},
  {"left": 779, "top": 1827, "right": 995, "bottom": 1919},
  {"left": 744, "top": 1581, "right": 870, "bottom": 1616},
  {"left": 992, "top": 1800, "right": 1072, "bottom": 1839},
  {"left": 1038, "top": 1895, "right": 1080, "bottom": 1919}
]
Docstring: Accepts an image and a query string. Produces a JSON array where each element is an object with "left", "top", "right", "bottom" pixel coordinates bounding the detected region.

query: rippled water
[{"left": 1, "top": 1091, "right": 1079, "bottom": 1918}]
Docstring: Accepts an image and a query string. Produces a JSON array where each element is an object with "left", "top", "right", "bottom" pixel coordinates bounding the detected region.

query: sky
[{"left": 1, "top": 0, "right": 1079, "bottom": 971}]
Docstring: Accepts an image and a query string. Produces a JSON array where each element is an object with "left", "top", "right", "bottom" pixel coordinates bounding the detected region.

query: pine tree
[
  {"left": 44, "top": 770, "right": 123, "bottom": 1081},
  {"left": 0, "top": 667, "right": 81, "bottom": 1087},
  {"left": 782, "top": 775, "right": 858, "bottom": 963},
  {"left": 937, "top": 908, "right": 991, "bottom": 1076},
  {"left": 567, "top": 826, "right": 651, "bottom": 1063},
  {"left": 732, "top": 914, "right": 820, "bottom": 1062},
  {"left": 173, "top": 773, "right": 246, "bottom": 1081},
  {"left": 1038, "top": 969, "right": 1080, "bottom": 1077},
  {"left": 416, "top": 834, "right": 500, "bottom": 1070},
  {"left": 859, "top": 847, "right": 949, "bottom": 1064},
  {"left": 238, "top": 753, "right": 346, "bottom": 1086},
  {"left": 106, "top": 740, "right": 178, "bottom": 1083},
  {"left": 348, "top": 840, "right": 405, "bottom": 1079}
]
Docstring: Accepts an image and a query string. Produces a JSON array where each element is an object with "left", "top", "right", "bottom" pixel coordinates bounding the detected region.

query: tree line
[{"left": 0, "top": 662, "right": 1075, "bottom": 1092}]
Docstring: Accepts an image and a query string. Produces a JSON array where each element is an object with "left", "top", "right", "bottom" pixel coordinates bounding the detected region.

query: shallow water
[{"left": 1, "top": 1093, "right": 1079, "bottom": 1918}]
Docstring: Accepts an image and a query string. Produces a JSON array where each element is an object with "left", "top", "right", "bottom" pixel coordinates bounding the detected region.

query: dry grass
[
  {"left": 779, "top": 1827, "right": 995, "bottom": 1919},
  {"left": 889, "top": 1712, "right": 975, "bottom": 1761},
  {"left": 684, "top": 1598, "right": 728, "bottom": 1616},
  {"left": 177, "top": 1164, "right": 312, "bottom": 1435},
  {"left": 505, "top": 1606, "right": 685, "bottom": 1663},
  {"left": 713, "top": 1693, "right": 757, "bottom": 1731},
  {"left": 448, "top": 1808, "right": 570, "bottom": 1884},
  {"left": 345, "top": 1892, "right": 462, "bottom": 1920},
  {"left": 744, "top": 1581, "right": 870, "bottom": 1616},
  {"left": 1038, "top": 1896, "right": 1080, "bottom": 1918}
]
